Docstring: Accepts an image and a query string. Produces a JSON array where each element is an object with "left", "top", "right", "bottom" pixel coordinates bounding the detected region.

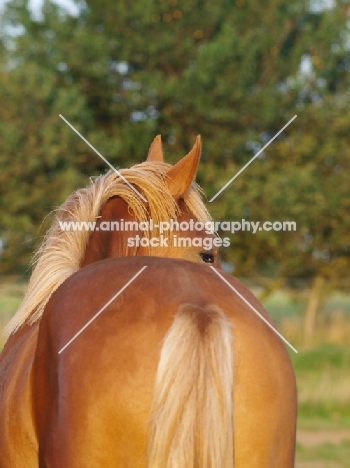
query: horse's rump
[{"left": 31, "top": 256, "right": 296, "bottom": 467}]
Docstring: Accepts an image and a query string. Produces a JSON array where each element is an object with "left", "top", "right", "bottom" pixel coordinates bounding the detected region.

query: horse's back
[{"left": 32, "top": 256, "right": 296, "bottom": 467}]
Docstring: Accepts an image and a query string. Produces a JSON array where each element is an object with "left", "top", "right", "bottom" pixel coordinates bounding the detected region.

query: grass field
[
  {"left": 0, "top": 282, "right": 25, "bottom": 348},
  {"left": 262, "top": 290, "right": 350, "bottom": 466},
  {"left": 1, "top": 280, "right": 350, "bottom": 466},
  {"left": 292, "top": 346, "right": 350, "bottom": 467}
]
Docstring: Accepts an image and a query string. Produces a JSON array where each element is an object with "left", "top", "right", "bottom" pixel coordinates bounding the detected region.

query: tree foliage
[{"left": 0, "top": 0, "right": 350, "bottom": 288}]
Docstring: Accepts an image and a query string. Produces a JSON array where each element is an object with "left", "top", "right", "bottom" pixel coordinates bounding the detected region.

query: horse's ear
[
  {"left": 146, "top": 135, "right": 164, "bottom": 162},
  {"left": 166, "top": 135, "right": 201, "bottom": 198}
]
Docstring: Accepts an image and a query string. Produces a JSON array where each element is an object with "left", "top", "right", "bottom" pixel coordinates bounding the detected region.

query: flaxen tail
[{"left": 147, "top": 304, "right": 234, "bottom": 468}]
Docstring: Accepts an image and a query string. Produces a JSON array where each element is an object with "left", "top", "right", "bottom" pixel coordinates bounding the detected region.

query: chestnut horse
[{"left": 0, "top": 136, "right": 297, "bottom": 467}]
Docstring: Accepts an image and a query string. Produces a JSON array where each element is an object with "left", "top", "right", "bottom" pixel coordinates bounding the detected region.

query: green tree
[
  {"left": 0, "top": 62, "right": 91, "bottom": 273},
  {"left": 0, "top": 0, "right": 349, "bottom": 336}
]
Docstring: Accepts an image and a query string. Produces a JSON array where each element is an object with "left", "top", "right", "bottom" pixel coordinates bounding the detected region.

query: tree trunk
[{"left": 303, "top": 275, "right": 325, "bottom": 347}]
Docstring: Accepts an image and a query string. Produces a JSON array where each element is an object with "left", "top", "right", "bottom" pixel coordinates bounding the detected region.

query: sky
[
  {"left": 0, "top": 0, "right": 80, "bottom": 17},
  {"left": 30, "top": 0, "right": 79, "bottom": 16},
  {"left": 0, "top": 0, "right": 336, "bottom": 17}
]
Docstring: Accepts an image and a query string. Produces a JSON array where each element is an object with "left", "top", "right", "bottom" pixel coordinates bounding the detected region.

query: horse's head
[
  {"left": 81, "top": 136, "right": 221, "bottom": 268},
  {"left": 5, "top": 135, "right": 221, "bottom": 334}
]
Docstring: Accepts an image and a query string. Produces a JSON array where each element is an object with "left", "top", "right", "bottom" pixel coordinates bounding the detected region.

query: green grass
[
  {"left": 298, "top": 404, "right": 350, "bottom": 431},
  {"left": 0, "top": 283, "right": 25, "bottom": 348},
  {"left": 296, "top": 441, "right": 350, "bottom": 468},
  {"left": 323, "top": 292, "right": 350, "bottom": 316},
  {"left": 292, "top": 346, "right": 350, "bottom": 430},
  {"left": 262, "top": 289, "right": 306, "bottom": 321},
  {"left": 261, "top": 290, "right": 350, "bottom": 323},
  {"left": 292, "top": 345, "right": 350, "bottom": 465},
  {"left": 292, "top": 345, "right": 350, "bottom": 372}
]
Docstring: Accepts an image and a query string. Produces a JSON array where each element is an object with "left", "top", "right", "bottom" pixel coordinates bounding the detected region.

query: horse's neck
[{"left": 80, "top": 197, "right": 140, "bottom": 267}]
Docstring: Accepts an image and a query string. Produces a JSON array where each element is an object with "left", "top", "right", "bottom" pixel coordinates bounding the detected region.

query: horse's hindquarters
[
  {"left": 31, "top": 257, "right": 297, "bottom": 467},
  {"left": 232, "top": 318, "right": 297, "bottom": 467},
  {"left": 33, "top": 292, "right": 165, "bottom": 467},
  {"left": 0, "top": 325, "right": 39, "bottom": 468}
]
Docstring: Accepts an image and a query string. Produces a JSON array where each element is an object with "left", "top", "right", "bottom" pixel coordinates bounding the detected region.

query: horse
[{"left": 0, "top": 135, "right": 297, "bottom": 467}]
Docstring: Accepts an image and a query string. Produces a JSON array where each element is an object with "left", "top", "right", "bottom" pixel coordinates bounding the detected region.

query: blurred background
[{"left": 1, "top": 0, "right": 350, "bottom": 465}]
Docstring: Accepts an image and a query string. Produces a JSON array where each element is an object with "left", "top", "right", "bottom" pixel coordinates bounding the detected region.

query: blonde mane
[{"left": 5, "top": 161, "right": 212, "bottom": 335}]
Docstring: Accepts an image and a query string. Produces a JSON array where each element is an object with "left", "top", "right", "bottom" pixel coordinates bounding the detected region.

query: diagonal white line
[
  {"left": 59, "top": 114, "right": 148, "bottom": 203},
  {"left": 58, "top": 266, "right": 147, "bottom": 354},
  {"left": 209, "top": 115, "right": 297, "bottom": 202},
  {"left": 210, "top": 266, "right": 298, "bottom": 353}
]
